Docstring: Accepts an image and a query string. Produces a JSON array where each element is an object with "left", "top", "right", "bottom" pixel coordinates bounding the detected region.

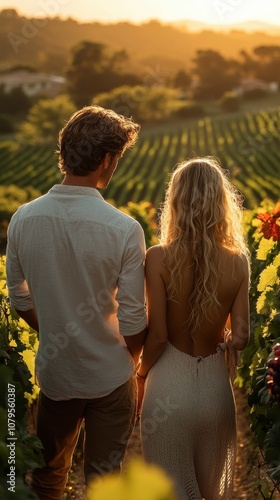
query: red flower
[{"left": 257, "top": 205, "right": 280, "bottom": 241}]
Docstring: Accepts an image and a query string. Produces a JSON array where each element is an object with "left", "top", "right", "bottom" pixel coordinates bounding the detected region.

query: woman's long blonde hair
[{"left": 160, "top": 157, "right": 250, "bottom": 337}]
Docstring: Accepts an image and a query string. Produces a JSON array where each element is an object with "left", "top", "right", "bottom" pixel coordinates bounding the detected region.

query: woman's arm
[
  {"left": 137, "top": 246, "right": 168, "bottom": 378},
  {"left": 229, "top": 255, "right": 250, "bottom": 351}
]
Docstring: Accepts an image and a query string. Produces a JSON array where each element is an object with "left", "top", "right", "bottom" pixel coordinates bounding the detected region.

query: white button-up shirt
[{"left": 6, "top": 185, "right": 147, "bottom": 400}]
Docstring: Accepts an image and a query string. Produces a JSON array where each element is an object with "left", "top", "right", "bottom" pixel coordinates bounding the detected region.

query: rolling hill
[{"left": 1, "top": 10, "right": 280, "bottom": 75}]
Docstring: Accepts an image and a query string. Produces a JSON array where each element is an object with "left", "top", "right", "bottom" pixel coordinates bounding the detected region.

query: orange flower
[{"left": 257, "top": 205, "right": 280, "bottom": 241}]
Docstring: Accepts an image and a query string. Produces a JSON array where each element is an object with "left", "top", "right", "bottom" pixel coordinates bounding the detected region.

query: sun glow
[{"left": 0, "top": 0, "right": 280, "bottom": 26}]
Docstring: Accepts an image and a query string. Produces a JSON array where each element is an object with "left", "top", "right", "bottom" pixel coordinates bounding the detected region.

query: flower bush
[{"left": 237, "top": 200, "right": 280, "bottom": 497}]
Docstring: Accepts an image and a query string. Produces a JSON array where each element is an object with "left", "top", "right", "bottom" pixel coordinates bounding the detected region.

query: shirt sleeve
[
  {"left": 6, "top": 218, "right": 34, "bottom": 311},
  {"left": 116, "top": 221, "right": 147, "bottom": 336}
]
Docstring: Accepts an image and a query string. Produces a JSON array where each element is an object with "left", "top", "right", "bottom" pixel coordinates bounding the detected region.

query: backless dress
[{"left": 140, "top": 341, "right": 236, "bottom": 500}]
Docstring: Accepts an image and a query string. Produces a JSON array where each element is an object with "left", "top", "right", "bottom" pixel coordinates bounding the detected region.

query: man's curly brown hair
[{"left": 57, "top": 105, "right": 140, "bottom": 176}]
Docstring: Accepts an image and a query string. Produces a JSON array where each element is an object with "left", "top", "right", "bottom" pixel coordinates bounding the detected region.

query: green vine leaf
[
  {"left": 264, "top": 421, "right": 280, "bottom": 454},
  {"left": 256, "top": 288, "right": 277, "bottom": 315},
  {"left": 257, "top": 237, "right": 276, "bottom": 261},
  {"left": 258, "top": 264, "right": 278, "bottom": 292},
  {"left": 267, "top": 464, "right": 280, "bottom": 482},
  {"left": 0, "top": 348, "right": 10, "bottom": 359},
  {"left": 258, "top": 385, "right": 271, "bottom": 406}
]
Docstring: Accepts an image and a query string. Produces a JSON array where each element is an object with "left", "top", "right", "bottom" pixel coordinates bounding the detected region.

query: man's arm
[
  {"left": 116, "top": 222, "right": 147, "bottom": 363},
  {"left": 123, "top": 328, "right": 147, "bottom": 365},
  {"left": 15, "top": 308, "right": 39, "bottom": 333},
  {"left": 6, "top": 219, "right": 36, "bottom": 330}
]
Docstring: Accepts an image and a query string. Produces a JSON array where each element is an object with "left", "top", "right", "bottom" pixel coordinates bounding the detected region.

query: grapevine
[{"left": 0, "top": 108, "right": 279, "bottom": 211}]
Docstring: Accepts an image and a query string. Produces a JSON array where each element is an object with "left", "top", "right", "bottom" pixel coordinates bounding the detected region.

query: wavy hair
[
  {"left": 160, "top": 157, "right": 250, "bottom": 337},
  {"left": 58, "top": 105, "right": 140, "bottom": 176}
]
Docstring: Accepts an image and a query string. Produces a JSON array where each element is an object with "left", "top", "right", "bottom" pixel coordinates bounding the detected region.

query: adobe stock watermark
[
  {"left": 7, "top": 0, "right": 71, "bottom": 54},
  {"left": 213, "top": 0, "right": 245, "bottom": 21},
  {"left": 108, "top": 64, "right": 168, "bottom": 119},
  {"left": 6, "top": 383, "right": 17, "bottom": 494},
  {"left": 17, "top": 265, "right": 122, "bottom": 386},
  {"left": 90, "top": 396, "right": 180, "bottom": 478},
  {"left": 238, "top": 123, "right": 280, "bottom": 157},
  {"left": 56, "top": 63, "right": 167, "bottom": 160}
]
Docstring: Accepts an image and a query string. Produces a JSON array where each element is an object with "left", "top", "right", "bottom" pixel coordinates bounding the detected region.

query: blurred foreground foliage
[{"left": 87, "top": 459, "right": 177, "bottom": 500}]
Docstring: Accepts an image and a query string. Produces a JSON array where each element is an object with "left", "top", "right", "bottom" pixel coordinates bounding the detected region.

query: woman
[{"left": 137, "top": 157, "right": 250, "bottom": 500}]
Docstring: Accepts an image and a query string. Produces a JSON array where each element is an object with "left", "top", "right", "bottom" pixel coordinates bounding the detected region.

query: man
[{"left": 6, "top": 105, "right": 147, "bottom": 500}]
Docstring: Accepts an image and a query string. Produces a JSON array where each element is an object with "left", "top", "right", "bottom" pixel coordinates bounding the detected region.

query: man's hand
[
  {"left": 136, "top": 375, "right": 146, "bottom": 420},
  {"left": 123, "top": 328, "right": 147, "bottom": 365}
]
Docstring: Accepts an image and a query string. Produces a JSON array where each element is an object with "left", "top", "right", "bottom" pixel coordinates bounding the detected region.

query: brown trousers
[{"left": 32, "top": 376, "right": 137, "bottom": 500}]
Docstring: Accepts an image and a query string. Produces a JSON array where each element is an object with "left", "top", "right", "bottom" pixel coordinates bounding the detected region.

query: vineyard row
[{"left": 0, "top": 108, "right": 279, "bottom": 209}]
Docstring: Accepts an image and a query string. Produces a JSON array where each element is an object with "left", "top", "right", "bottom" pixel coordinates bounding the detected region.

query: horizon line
[{"left": 1, "top": 8, "right": 280, "bottom": 31}]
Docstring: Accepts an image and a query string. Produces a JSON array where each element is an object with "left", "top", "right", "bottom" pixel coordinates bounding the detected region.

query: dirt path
[
  {"left": 232, "top": 387, "right": 261, "bottom": 499},
  {"left": 64, "top": 386, "right": 280, "bottom": 499}
]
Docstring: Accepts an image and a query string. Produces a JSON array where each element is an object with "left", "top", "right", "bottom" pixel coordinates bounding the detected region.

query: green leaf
[
  {"left": 266, "top": 405, "right": 280, "bottom": 423},
  {"left": 258, "top": 264, "right": 278, "bottom": 292},
  {"left": 12, "top": 329, "right": 27, "bottom": 353},
  {"left": 0, "top": 349, "right": 10, "bottom": 359},
  {"left": 273, "top": 252, "right": 280, "bottom": 269},
  {"left": 264, "top": 422, "right": 280, "bottom": 463},
  {"left": 256, "top": 289, "right": 274, "bottom": 314},
  {"left": 267, "top": 318, "right": 280, "bottom": 338},
  {"left": 268, "top": 464, "right": 280, "bottom": 481},
  {"left": 254, "top": 326, "right": 267, "bottom": 349},
  {"left": 258, "top": 385, "right": 271, "bottom": 405},
  {"left": 257, "top": 237, "right": 276, "bottom": 260}
]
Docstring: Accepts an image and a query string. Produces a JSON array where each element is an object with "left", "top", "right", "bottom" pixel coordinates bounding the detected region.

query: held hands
[{"left": 136, "top": 372, "right": 146, "bottom": 420}]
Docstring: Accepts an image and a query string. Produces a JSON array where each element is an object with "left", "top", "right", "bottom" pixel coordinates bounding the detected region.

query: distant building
[
  {"left": 234, "top": 78, "right": 279, "bottom": 96},
  {"left": 0, "top": 71, "right": 66, "bottom": 98}
]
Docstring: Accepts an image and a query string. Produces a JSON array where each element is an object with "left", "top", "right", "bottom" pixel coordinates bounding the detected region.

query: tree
[
  {"left": 0, "top": 8, "right": 19, "bottom": 18},
  {"left": 0, "top": 86, "right": 31, "bottom": 116},
  {"left": 18, "top": 95, "right": 76, "bottom": 143},
  {"left": 66, "top": 41, "right": 139, "bottom": 107},
  {"left": 239, "top": 50, "right": 258, "bottom": 78},
  {"left": 0, "top": 114, "right": 15, "bottom": 133},
  {"left": 253, "top": 45, "right": 280, "bottom": 83},
  {"left": 254, "top": 45, "right": 280, "bottom": 60},
  {"left": 0, "top": 184, "right": 41, "bottom": 223},
  {"left": 219, "top": 91, "right": 240, "bottom": 112},
  {"left": 0, "top": 184, "right": 41, "bottom": 251},
  {"left": 192, "top": 50, "right": 241, "bottom": 99},
  {"left": 239, "top": 46, "right": 280, "bottom": 83},
  {"left": 172, "top": 69, "right": 191, "bottom": 92},
  {"left": 94, "top": 85, "right": 176, "bottom": 122}
]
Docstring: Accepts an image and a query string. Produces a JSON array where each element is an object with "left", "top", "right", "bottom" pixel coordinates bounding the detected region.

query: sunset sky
[{"left": 0, "top": 0, "right": 280, "bottom": 25}]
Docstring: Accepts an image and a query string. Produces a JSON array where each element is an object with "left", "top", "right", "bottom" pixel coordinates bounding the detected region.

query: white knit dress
[{"left": 140, "top": 342, "right": 236, "bottom": 500}]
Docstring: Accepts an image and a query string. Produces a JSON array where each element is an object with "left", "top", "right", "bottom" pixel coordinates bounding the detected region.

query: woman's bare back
[{"left": 160, "top": 246, "right": 245, "bottom": 357}]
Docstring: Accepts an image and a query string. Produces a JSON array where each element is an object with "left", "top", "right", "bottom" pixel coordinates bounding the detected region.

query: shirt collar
[{"left": 48, "top": 185, "right": 104, "bottom": 200}]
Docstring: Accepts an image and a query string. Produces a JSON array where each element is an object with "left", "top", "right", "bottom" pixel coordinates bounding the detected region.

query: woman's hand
[{"left": 136, "top": 375, "right": 146, "bottom": 420}]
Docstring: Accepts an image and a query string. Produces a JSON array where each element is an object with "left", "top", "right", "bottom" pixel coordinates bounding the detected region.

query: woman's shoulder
[
  {"left": 221, "top": 248, "right": 250, "bottom": 280},
  {"left": 146, "top": 244, "right": 165, "bottom": 266},
  {"left": 146, "top": 244, "right": 165, "bottom": 257},
  {"left": 227, "top": 248, "right": 249, "bottom": 265}
]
